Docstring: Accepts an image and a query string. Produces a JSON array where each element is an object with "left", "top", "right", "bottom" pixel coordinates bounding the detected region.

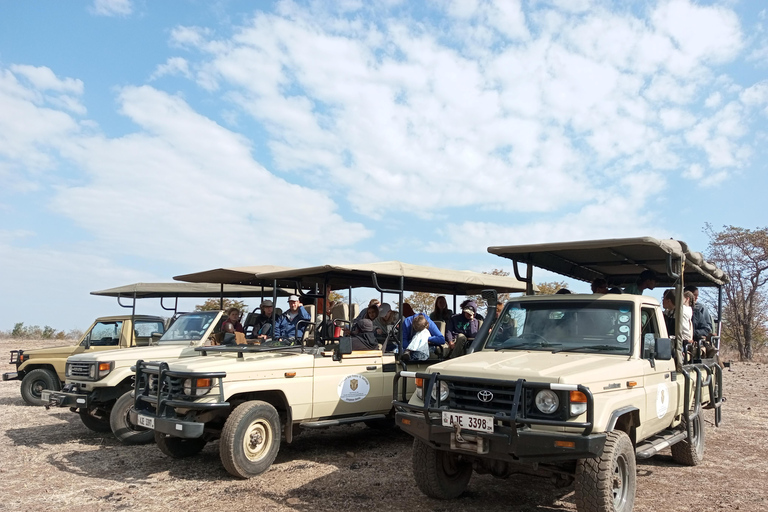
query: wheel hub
[
  {"left": 243, "top": 420, "right": 271, "bottom": 460},
  {"left": 612, "top": 454, "right": 629, "bottom": 509}
]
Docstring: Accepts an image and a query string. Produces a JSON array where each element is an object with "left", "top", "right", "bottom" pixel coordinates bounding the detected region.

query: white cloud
[
  {"left": 9, "top": 65, "right": 84, "bottom": 94},
  {"left": 90, "top": 0, "right": 133, "bottom": 17},
  {"left": 150, "top": 57, "right": 192, "bottom": 81}
]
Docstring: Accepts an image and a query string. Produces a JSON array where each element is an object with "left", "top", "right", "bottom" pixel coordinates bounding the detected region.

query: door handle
[{"left": 366, "top": 366, "right": 377, "bottom": 370}]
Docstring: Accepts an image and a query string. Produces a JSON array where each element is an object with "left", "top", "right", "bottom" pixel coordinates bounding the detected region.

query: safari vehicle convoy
[
  {"left": 393, "top": 237, "right": 726, "bottom": 512},
  {"left": 3, "top": 313, "right": 165, "bottom": 406},
  {"left": 127, "top": 262, "right": 527, "bottom": 478},
  {"left": 43, "top": 278, "right": 289, "bottom": 444}
]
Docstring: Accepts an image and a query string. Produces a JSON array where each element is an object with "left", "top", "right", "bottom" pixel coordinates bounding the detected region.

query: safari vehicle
[
  {"left": 128, "top": 262, "right": 527, "bottom": 478},
  {"left": 3, "top": 314, "right": 165, "bottom": 406},
  {"left": 44, "top": 277, "right": 288, "bottom": 444},
  {"left": 393, "top": 238, "right": 726, "bottom": 512}
]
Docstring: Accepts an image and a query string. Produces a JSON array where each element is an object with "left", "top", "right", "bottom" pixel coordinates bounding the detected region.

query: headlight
[
  {"left": 534, "top": 390, "right": 560, "bottom": 414},
  {"left": 570, "top": 391, "right": 587, "bottom": 417},
  {"left": 415, "top": 378, "right": 424, "bottom": 400},
  {"left": 431, "top": 381, "right": 449, "bottom": 403},
  {"left": 97, "top": 361, "right": 113, "bottom": 380},
  {"left": 183, "top": 378, "right": 212, "bottom": 396}
]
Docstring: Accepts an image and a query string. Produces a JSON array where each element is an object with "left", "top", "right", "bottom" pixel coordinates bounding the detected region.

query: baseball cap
[
  {"left": 260, "top": 299, "right": 273, "bottom": 308},
  {"left": 288, "top": 294, "right": 299, "bottom": 302}
]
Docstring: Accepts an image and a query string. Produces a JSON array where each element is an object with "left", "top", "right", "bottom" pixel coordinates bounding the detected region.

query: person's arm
[
  {"left": 273, "top": 316, "right": 284, "bottom": 338},
  {"left": 427, "top": 317, "right": 446, "bottom": 345},
  {"left": 299, "top": 305, "right": 310, "bottom": 321},
  {"left": 445, "top": 317, "right": 456, "bottom": 343},
  {"left": 694, "top": 306, "right": 713, "bottom": 340},
  {"left": 401, "top": 316, "right": 413, "bottom": 349}
]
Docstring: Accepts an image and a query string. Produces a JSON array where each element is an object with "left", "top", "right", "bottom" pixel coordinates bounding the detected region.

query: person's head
[
  {"left": 379, "top": 303, "right": 393, "bottom": 322},
  {"left": 287, "top": 294, "right": 300, "bottom": 312},
  {"left": 358, "top": 318, "right": 374, "bottom": 333},
  {"left": 412, "top": 314, "right": 428, "bottom": 333},
  {"left": 462, "top": 301, "right": 477, "bottom": 319},
  {"left": 402, "top": 303, "right": 415, "bottom": 318},
  {"left": 260, "top": 300, "right": 274, "bottom": 316},
  {"left": 368, "top": 298, "right": 381, "bottom": 308},
  {"left": 555, "top": 288, "right": 571, "bottom": 294},
  {"left": 683, "top": 290, "right": 695, "bottom": 306},
  {"left": 366, "top": 304, "right": 379, "bottom": 320},
  {"left": 591, "top": 278, "right": 609, "bottom": 294},
  {"left": 225, "top": 307, "right": 240, "bottom": 321},
  {"left": 684, "top": 285, "right": 699, "bottom": 302},
  {"left": 638, "top": 269, "right": 657, "bottom": 290},
  {"left": 663, "top": 289, "right": 676, "bottom": 310},
  {"left": 434, "top": 296, "right": 448, "bottom": 311},
  {"left": 496, "top": 302, "right": 504, "bottom": 315}
]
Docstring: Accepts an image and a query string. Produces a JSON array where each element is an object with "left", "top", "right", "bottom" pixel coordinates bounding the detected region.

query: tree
[
  {"left": 405, "top": 291, "right": 438, "bottom": 314},
  {"left": 195, "top": 298, "right": 248, "bottom": 312},
  {"left": 466, "top": 269, "right": 515, "bottom": 310},
  {"left": 705, "top": 224, "right": 768, "bottom": 360},
  {"left": 535, "top": 281, "right": 569, "bottom": 295}
]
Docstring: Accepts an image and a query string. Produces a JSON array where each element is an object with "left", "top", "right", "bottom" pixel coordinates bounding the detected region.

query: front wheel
[
  {"left": 220, "top": 401, "right": 281, "bottom": 478},
  {"left": 155, "top": 431, "right": 207, "bottom": 458},
  {"left": 20, "top": 369, "right": 61, "bottom": 406},
  {"left": 411, "top": 439, "right": 472, "bottom": 499},
  {"left": 574, "top": 430, "right": 636, "bottom": 512},
  {"left": 670, "top": 413, "right": 705, "bottom": 466},
  {"left": 78, "top": 407, "right": 112, "bottom": 433},
  {"left": 110, "top": 391, "right": 154, "bottom": 445}
]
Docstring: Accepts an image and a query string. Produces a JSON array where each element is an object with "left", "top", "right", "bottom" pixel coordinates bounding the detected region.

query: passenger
[
  {"left": 374, "top": 303, "right": 398, "bottom": 345},
  {"left": 355, "top": 299, "right": 380, "bottom": 320},
  {"left": 684, "top": 285, "right": 714, "bottom": 343},
  {"left": 555, "top": 288, "right": 572, "bottom": 294},
  {"left": 402, "top": 303, "right": 415, "bottom": 318},
  {"left": 315, "top": 299, "right": 336, "bottom": 343},
  {"left": 680, "top": 291, "right": 694, "bottom": 342},
  {"left": 591, "top": 278, "right": 609, "bottom": 294},
  {"left": 459, "top": 299, "right": 484, "bottom": 321},
  {"left": 346, "top": 304, "right": 379, "bottom": 336},
  {"left": 401, "top": 315, "right": 430, "bottom": 361},
  {"left": 429, "top": 296, "right": 453, "bottom": 324},
  {"left": 401, "top": 312, "right": 445, "bottom": 355},
  {"left": 446, "top": 300, "right": 480, "bottom": 358},
  {"left": 623, "top": 270, "right": 657, "bottom": 295},
  {"left": 221, "top": 307, "right": 244, "bottom": 334},
  {"left": 350, "top": 318, "right": 378, "bottom": 351},
  {"left": 249, "top": 300, "right": 275, "bottom": 341},
  {"left": 274, "top": 295, "right": 311, "bottom": 342},
  {"left": 662, "top": 289, "right": 676, "bottom": 336}
]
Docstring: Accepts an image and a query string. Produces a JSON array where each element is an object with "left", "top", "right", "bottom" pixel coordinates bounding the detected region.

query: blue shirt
[{"left": 402, "top": 313, "right": 445, "bottom": 349}]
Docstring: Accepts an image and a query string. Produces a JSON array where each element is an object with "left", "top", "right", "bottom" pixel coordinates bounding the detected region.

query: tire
[
  {"left": 20, "top": 369, "right": 61, "bottom": 406},
  {"left": 155, "top": 431, "right": 207, "bottom": 458},
  {"left": 574, "top": 430, "right": 636, "bottom": 512},
  {"left": 670, "top": 413, "right": 705, "bottom": 466},
  {"left": 411, "top": 439, "right": 472, "bottom": 499},
  {"left": 110, "top": 391, "right": 154, "bottom": 445},
  {"left": 78, "top": 408, "right": 112, "bottom": 433},
  {"left": 220, "top": 401, "right": 281, "bottom": 478}
]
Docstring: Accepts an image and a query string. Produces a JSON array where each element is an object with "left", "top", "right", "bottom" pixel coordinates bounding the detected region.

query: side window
[
  {"left": 88, "top": 321, "right": 123, "bottom": 346},
  {"left": 135, "top": 321, "right": 164, "bottom": 337},
  {"left": 641, "top": 308, "right": 660, "bottom": 358}
]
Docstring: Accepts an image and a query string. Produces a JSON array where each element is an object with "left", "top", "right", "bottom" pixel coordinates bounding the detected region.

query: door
[
  {"left": 312, "top": 351, "right": 386, "bottom": 419},
  {"left": 641, "top": 307, "right": 678, "bottom": 437}
]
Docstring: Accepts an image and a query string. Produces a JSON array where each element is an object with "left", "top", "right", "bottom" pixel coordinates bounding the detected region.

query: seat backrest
[
  {"left": 350, "top": 303, "right": 360, "bottom": 321},
  {"left": 331, "top": 303, "right": 349, "bottom": 321},
  {"left": 433, "top": 320, "right": 446, "bottom": 336}
]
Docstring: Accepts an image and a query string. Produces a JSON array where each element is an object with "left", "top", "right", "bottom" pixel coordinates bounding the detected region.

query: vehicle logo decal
[
  {"left": 338, "top": 374, "right": 370, "bottom": 403},
  {"left": 477, "top": 390, "right": 493, "bottom": 402},
  {"left": 350, "top": 378, "right": 359, "bottom": 391},
  {"left": 656, "top": 383, "right": 669, "bottom": 419}
]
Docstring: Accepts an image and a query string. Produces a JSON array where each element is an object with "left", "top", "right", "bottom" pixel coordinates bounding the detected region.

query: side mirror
[
  {"left": 334, "top": 336, "right": 353, "bottom": 360},
  {"left": 84, "top": 333, "right": 91, "bottom": 349},
  {"left": 654, "top": 337, "right": 673, "bottom": 360},
  {"left": 151, "top": 332, "right": 163, "bottom": 344},
  {"left": 221, "top": 332, "right": 237, "bottom": 346}
]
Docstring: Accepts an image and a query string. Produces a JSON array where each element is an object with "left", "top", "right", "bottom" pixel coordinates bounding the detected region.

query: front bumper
[
  {"left": 2, "top": 371, "right": 19, "bottom": 381},
  {"left": 396, "top": 411, "right": 606, "bottom": 462},
  {"left": 128, "top": 408, "right": 205, "bottom": 438},
  {"left": 45, "top": 390, "right": 90, "bottom": 408}
]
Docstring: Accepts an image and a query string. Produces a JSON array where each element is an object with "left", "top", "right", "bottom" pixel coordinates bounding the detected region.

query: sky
[{"left": 1, "top": 0, "right": 767, "bottom": 331}]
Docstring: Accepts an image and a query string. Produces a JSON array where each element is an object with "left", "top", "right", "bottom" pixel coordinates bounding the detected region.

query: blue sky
[{"left": 1, "top": 0, "right": 767, "bottom": 331}]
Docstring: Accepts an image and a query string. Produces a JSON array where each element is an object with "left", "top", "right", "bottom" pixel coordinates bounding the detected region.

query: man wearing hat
[
  {"left": 274, "top": 295, "right": 311, "bottom": 342},
  {"left": 249, "top": 299, "right": 276, "bottom": 342},
  {"left": 446, "top": 300, "right": 480, "bottom": 358},
  {"left": 624, "top": 269, "right": 657, "bottom": 295}
]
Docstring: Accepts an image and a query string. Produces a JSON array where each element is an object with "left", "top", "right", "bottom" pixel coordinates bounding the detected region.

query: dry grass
[{"left": 1, "top": 338, "right": 767, "bottom": 512}]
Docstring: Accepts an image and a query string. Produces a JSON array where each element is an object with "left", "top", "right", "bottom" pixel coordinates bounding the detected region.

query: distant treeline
[{"left": 0, "top": 322, "right": 83, "bottom": 340}]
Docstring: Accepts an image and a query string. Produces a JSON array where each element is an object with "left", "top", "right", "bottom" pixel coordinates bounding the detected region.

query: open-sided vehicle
[
  {"left": 44, "top": 276, "right": 289, "bottom": 444},
  {"left": 129, "top": 262, "right": 527, "bottom": 478},
  {"left": 393, "top": 237, "right": 726, "bottom": 512}
]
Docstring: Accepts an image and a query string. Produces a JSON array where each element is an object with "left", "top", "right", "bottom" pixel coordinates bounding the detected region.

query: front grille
[
  {"left": 448, "top": 381, "right": 524, "bottom": 415},
  {"left": 68, "top": 362, "right": 93, "bottom": 379},
  {"left": 140, "top": 373, "right": 185, "bottom": 399}
]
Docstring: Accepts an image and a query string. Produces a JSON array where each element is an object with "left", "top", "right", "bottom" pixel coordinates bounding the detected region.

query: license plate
[
  {"left": 137, "top": 415, "right": 155, "bottom": 429},
  {"left": 442, "top": 411, "right": 494, "bottom": 433}
]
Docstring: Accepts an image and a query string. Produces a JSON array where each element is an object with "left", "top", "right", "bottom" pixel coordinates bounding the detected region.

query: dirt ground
[{"left": 1, "top": 339, "right": 766, "bottom": 512}]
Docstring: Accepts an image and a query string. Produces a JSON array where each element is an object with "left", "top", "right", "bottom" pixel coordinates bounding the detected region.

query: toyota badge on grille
[{"left": 477, "top": 390, "right": 494, "bottom": 402}]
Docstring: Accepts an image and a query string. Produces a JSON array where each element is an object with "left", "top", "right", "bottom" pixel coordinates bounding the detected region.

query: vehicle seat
[{"left": 134, "top": 329, "right": 151, "bottom": 346}]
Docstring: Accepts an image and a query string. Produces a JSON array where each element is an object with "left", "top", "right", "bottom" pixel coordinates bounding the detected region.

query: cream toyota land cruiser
[{"left": 393, "top": 237, "right": 726, "bottom": 512}]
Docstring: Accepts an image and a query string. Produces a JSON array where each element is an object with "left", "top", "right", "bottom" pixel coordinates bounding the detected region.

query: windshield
[
  {"left": 83, "top": 321, "right": 123, "bottom": 346},
  {"left": 159, "top": 311, "right": 219, "bottom": 343},
  {"left": 484, "top": 300, "right": 634, "bottom": 356}
]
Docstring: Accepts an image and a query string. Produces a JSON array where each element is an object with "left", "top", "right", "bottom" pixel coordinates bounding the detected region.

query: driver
[{"left": 274, "top": 295, "right": 311, "bottom": 342}]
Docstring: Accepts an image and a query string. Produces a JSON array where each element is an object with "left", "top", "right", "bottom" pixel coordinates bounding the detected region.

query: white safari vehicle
[
  {"left": 393, "top": 238, "right": 726, "bottom": 512},
  {"left": 44, "top": 278, "right": 288, "bottom": 443},
  {"left": 128, "top": 262, "right": 527, "bottom": 478}
]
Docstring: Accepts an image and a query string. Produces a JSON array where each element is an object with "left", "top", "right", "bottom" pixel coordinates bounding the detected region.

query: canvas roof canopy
[
  {"left": 212, "top": 261, "right": 529, "bottom": 295},
  {"left": 91, "top": 282, "right": 290, "bottom": 299},
  {"left": 488, "top": 237, "right": 728, "bottom": 288},
  {"left": 173, "top": 266, "right": 293, "bottom": 285}
]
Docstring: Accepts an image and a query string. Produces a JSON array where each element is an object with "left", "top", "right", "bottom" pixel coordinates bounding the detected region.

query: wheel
[
  {"left": 411, "top": 439, "right": 472, "bottom": 499},
  {"left": 20, "top": 369, "right": 61, "bottom": 406},
  {"left": 110, "top": 391, "right": 154, "bottom": 445},
  {"left": 78, "top": 407, "right": 112, "bottom": 433},
  {"left": 155, "top": 431, "right": 207, "bottom": 458},
  {"left": 574, "top": 430, "right": 636, "bottom": 512},
  {"left": 220, "top": 400, "right": 281, "bottom": 478},
  {"left": 670, "top": 413, "right": 705, "bottom": 466}
]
